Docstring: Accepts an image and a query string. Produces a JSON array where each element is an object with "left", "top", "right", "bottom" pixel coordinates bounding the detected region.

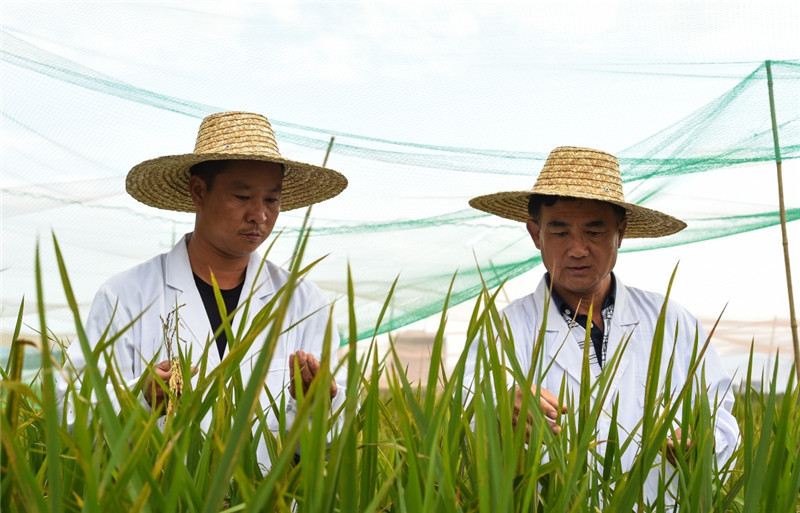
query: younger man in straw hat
[
  {"left": 466, "top": 146, "right": 739, "bottom": 503},
  {"left": 56, "top": 111, "right": 348, "bottom": 470}
]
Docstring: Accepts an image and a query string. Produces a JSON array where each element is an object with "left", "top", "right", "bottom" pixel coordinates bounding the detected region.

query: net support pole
[
  {"left": 322, "top": 136, "right": 336, "bottom": 168},
  {"left": 765, "top": 60, "right": 800, "bottom": 381}
]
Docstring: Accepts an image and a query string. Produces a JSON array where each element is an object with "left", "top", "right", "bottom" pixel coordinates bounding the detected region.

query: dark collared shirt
[
  {"left": 194, "top": 273, "right": 244, "bottom": 359},
  {"left": 545, "top": 273, "right": 616, "bottom": 368}
]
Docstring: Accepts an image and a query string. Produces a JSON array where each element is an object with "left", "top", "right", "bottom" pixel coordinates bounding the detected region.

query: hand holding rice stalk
[
  {"left": 142, "top": 322, "right": 195, "bottom": 416},
  {"left": 166, "top": 355, "right": 183, "bottom": 417},
  {"left": 160, "top": 308, "right": 186, "bottom": 417}
]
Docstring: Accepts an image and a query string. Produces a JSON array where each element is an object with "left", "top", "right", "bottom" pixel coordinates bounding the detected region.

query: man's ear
[
  {"left": 188, "top": 175, "right": 206, "bottom": 210},
  {"left": 526, "top": 219, "right": 542, "bottom": 249},
  {"left": 617, "top": 218, "right": 628, "bottom": 248}
]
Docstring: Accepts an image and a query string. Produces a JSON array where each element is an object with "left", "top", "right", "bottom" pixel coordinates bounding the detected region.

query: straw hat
[
  {"left": 468, "top": 146, "right": 686, "bottom": 238},
  {"left": 126, "top": 111, "right": 348, "bottom": 212}
]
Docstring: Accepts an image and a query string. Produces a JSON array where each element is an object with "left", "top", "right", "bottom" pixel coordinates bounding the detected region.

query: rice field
[{"left": 1, "top": 236, "right": 799, "bottom": 512}]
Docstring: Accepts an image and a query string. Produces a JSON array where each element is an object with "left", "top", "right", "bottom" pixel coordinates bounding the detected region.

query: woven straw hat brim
[
  {"left": 469, "top": 146, "right": 686, "bottom": 238},
  {"left": 126, "top": 153, "right": 348, "bottom": 213},
  {"left": 468, "top": 191, "right": 686, "bottom": 238}
]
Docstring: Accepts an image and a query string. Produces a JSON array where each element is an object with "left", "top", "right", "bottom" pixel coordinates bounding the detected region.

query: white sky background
[
  {"left": 5, "top": 1, "right": 797, "bottom": 149},
  {"left": 1, "top": 1, "right": 799, "bottom": 380}
]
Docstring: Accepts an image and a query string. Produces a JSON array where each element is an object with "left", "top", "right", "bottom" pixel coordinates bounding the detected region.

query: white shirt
[
  {"left": 56, "top": 233, "right": 344, "bottom": 470},
  {"left": 464, "top": 274, "right": 739, "bottom": 505}
]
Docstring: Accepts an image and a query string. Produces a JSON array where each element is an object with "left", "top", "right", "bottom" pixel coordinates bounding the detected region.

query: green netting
[{"left": 1, "top": 23, "right": 798, "bottom": 341}]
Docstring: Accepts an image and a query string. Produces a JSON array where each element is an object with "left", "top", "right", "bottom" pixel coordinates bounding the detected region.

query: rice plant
[{"left": 1, "top": 234, "right": 799, "bottom": 512}]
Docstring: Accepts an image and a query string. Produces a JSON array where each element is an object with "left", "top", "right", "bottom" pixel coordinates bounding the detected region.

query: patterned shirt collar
[
  {"left": 544, "top": 272, "right": 617, "bottom": 315},
  {"left": 544, "top": 272, "right": 617, "bottom": 369}
]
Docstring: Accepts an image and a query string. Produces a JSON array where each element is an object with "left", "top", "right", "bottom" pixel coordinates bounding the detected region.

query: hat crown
[
  {"left": 532, "top": 146, "right": 624, "bottom": 203},
  {"left": 194, "top": 111, "right": 281, "bottom": 157}
]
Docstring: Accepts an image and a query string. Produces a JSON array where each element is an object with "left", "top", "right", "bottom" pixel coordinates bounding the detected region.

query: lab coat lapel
[
  {"left": 539, "top": 275, "right": 639, "bottom": 404},
  {"left": 539, "top": 280, "right": 585, "bottom": 385},
  {"left": 232, "top": 253, "right": 287, "bottom": 389},
  {"left": 164, "top": 235, "right": 219, "bottom": 367},
  {"left": 602, "top": 277, "right": 638, "bottom": 406},
  {"left": 232, "top": 252, "right": 278, "bottom": 342}
]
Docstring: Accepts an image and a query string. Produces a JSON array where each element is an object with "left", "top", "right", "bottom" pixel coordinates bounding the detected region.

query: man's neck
[
  {"left": 546, "top": 273, "right": 614, "bottom": 327},
  {"left": 186, "top": 234, "right": 248, "bottom": 289}
]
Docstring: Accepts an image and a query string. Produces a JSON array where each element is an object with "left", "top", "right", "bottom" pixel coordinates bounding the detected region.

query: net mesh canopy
[{"left": 1, "top": 23, "right": 798, "bottom": 342}]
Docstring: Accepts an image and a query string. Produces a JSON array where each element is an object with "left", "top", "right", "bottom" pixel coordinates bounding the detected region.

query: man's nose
[
  {"left": 247, "top": 201, "right": 268, "bottom": 224},
  {"left": 567, "top": 235, "right": 589, "bottom": 256}
]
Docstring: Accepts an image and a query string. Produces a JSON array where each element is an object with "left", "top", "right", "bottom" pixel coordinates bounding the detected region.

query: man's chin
[{"left": 554, "top": 277, "right": 599, "bottom": 297}]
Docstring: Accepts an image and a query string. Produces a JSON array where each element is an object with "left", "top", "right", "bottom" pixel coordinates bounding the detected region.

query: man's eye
[
  {"left": 234, "top": 195, "right": 249, "bottom": 201},
  {"left": 552, "top": 232, "right": 568, "bottom": 237},
  {"left": 265, "top": 197, "right": 280, "bottom": 204}
]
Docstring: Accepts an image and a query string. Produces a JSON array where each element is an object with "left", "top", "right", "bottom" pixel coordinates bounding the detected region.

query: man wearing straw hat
[
  {"left": 57, "top": 111, "right": 348, "bottom": 469},
  {"left": 466, "top": 146, "right": 739, "bottom": 502}
]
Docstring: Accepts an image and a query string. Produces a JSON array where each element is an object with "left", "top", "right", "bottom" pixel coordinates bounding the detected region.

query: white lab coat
[
  {"left": 56, "top": 233, "right": 344, "bottom": 470},
  {"left": 464, "top": 274, "right": 739, "bottom": 505}
]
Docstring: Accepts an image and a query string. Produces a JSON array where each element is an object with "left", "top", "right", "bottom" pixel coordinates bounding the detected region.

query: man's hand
[
  {"left": 142, "top": 359, "right": 198, "bottom": 415},
  {"left": 143, "top": 360, "right": 173, "bottom": 411},
  {"left": 289, "top": 350, "right": 337, "bottom": 400},
  {"left": 665, "top": 427, "right": 693, "bottom": 466},
  {"left": 510, "top": 384, "right": 566, "bottom": 440}
]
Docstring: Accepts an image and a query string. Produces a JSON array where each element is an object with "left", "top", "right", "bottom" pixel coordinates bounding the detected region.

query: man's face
[
  {"left": 189, "top": 160, "right": 283, "bottom": 259},
  {"left": 526, "top": 198, "right": 627, "bottom": 305}
]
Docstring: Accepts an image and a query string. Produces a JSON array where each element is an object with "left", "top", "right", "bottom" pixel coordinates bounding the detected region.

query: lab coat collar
[
  {"left": 539, "top": 273, "right": 640, "bottom": 402},
  {"left": 163, "top": 233, "right": 279, "bottom": 362}
]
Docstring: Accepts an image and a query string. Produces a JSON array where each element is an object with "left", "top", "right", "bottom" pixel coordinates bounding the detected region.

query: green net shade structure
[{"left": 2, "top": 27, "right": 798, "bottom": 341}]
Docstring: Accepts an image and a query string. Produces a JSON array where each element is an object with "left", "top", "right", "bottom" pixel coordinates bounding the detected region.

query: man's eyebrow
[
  {"left": 230, "top": 181, "right": 282, "bottom": 193},
  {"left": 230, "top": 181, "right": 253, "bottom": 190},
  {"left": 545, "top": 220, "right": 608, "bottom": 228}
]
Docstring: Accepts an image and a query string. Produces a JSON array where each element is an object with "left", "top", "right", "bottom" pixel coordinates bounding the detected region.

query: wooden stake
[
  {"left": 323, "top": 136, "right": 336, "bottom": 168},
  {"left": 765, "top": 60, "right": 800, "bottom": 382}
]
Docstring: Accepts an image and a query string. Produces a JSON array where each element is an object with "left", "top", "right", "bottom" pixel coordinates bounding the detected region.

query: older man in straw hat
[
  {"left": 466, "top": 146, "right": 739, "bottom": 503},
  {"left": 56, "top": 111, "right": 348, "bottom": 470}
]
